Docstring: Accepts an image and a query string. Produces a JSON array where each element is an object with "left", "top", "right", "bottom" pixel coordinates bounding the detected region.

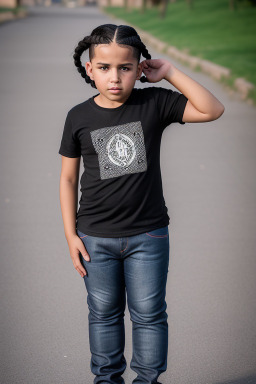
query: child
[{"left": 58, "top": 24, "right": 224, "bottom": 384}]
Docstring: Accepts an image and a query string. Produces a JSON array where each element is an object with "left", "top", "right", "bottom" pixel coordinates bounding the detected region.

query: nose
[{"left": 110, "top": 68, "right": 120, "bottom": 82}]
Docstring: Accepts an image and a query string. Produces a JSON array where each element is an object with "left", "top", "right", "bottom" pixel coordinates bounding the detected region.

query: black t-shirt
[{"left": 58, "top": 86, "right": 188, "bottom": 238}]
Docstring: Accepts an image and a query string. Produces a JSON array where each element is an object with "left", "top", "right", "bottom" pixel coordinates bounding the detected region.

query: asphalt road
[{"left": 1, "top": 4, "right": 256, "bottom": 384}]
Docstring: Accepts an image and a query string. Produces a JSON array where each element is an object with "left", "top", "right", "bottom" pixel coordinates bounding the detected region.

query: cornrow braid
[
  {"left": 73, "top": 35, "right": 96, "bottom": 89},
  {"left": 73, "top": 24, "right": 152, "bottom": 89}
]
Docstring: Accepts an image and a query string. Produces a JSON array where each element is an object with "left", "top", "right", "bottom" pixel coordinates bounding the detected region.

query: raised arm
[
  {"left": 140, "top": 58, "right": 225, "bottom": 123},
  {"left": 164, "top": 65, "right": 225, "bottom": 123}
]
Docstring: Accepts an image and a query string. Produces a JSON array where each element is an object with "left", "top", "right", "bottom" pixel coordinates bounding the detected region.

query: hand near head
[
  {"left": 67, "top": 234, "right": 91, "bottom": 278},
  {"left": 140, "top": 59, "right": 175, "bottom": 83}
]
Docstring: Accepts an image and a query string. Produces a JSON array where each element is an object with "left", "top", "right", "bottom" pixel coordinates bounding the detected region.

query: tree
[
  {"left": 229, "top": 0, "right": 238, "bottom": 10},
  {"left": 186, "top": 0, "right": 193, "bottom": 9},
  {"left": 159, "top": 0, "right": 168, "bottom": 18},
  {"left": 140, "top": 0, "right": 147, "bottom": 14}
]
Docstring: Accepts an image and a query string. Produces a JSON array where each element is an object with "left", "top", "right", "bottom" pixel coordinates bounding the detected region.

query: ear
[
  {"left": 85, "top": 61, "right": 94, "bottom": 80},
  {"left": 136, "top": 62, "right": 143, "bottom": 80}
]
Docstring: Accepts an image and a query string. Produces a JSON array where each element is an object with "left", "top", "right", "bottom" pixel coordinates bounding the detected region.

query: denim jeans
[{"left": 76, "top": 226, "right": 170, "bottom": 384}]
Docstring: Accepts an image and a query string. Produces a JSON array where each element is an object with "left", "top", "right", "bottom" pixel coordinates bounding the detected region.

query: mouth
[{"left": 109, "top": 88, "right": 122, "bottom": 94}]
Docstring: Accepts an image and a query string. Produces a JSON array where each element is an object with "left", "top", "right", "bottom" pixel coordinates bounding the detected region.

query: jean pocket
[
  {"left": 145, "top": 226, "right": 169, "bottom": 238},
  {"left": 77, "top": 229, "right": 89, "bottom": 239}
]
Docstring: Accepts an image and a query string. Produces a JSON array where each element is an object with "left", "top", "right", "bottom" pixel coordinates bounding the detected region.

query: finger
[
  {"left": 145, "top": 59, "right": 155, "bottom": 65},
  {"left": 77, "top": 266, "right": 87, "bottom": 278},
  {"left": 80, "top": 247, "right": 90, "bottom": 262},
  {"left": 74, "top": 260, "right": 87, "bottom": 277}
]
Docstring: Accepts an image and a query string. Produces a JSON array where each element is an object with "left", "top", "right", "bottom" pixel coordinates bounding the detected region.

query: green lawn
[
  {"left": 0, "top": 5, "right": 26, "bottom": 14},
  {"left": 102, "top": 0, "right": 256, "bottom": 103}
]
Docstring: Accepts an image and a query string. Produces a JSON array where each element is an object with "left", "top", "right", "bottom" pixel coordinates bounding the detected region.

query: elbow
[
  {"left": 219, "top": 103, "right": 225, "bottom": 117},
  {"left": 212, "top": 103, "right": 225, "bottom": 120},
  {"left": 60, "top": 173, "right": 79, "bottom": 186},
  {"left": 217, "top": 102, "right": 225, "bottom": 116}
]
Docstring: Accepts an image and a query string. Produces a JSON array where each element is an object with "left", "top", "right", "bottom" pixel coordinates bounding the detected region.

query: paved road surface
[{"left": 1, "top": 5, "right": 256, "bottom": 384}]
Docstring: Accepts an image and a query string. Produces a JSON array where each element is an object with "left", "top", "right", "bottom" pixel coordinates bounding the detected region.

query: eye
[
  {"left": 99, "top": 66, "right": 108, "bottom": 71},
  {"left": 99, "top": 66, "right": 130, "bottom": 71}
]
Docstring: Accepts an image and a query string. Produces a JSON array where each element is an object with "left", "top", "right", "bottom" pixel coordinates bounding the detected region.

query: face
[{"left": 85, "top": 42, "right": 143, "bottom": 108}]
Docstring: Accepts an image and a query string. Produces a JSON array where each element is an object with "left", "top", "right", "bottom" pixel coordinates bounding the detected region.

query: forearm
[
  {"left": 164, "top": 65, "right": 225, "bottom": 116},
  {"left": 59, "top": 178, "right": 78, "bottom": 240}
]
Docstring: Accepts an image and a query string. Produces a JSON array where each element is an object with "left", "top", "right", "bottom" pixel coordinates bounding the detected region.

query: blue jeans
[{"left": 76, "top": 226, "right": 170, "bottom": 384}]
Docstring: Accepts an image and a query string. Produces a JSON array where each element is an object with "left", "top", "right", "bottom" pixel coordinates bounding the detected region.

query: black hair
[{"left": 73, "top": 24, "right": 151, "bottom": 89}]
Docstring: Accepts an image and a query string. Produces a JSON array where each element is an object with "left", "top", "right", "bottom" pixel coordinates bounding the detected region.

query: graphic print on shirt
[{"left": 90, "top": 121, "right": 147, "bottom": 180}]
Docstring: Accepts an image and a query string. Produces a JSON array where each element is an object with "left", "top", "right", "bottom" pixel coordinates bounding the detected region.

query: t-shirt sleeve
[
  {"left": 152, "top": 86, "right": 188, "bottom": 129},
  {"left": 58, "top": 112, "right": 81, "bottom": 158}
]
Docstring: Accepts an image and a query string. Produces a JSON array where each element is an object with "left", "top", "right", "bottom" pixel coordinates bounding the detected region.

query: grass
[
  {"left": 0, "top": 5, "right": 27, "bottom": 14},
  {"left": 102, "top": 0, "right": 256, "bottom": 104}
]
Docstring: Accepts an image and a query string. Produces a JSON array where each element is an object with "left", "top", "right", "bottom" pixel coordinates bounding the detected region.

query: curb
[
  {"left": 136, "top": 29, "right": 231, "bottom": 81},
  {"left": 100, "top": 8, "right": 255, "bottom": 105},
  {"left": 134, "top": 25, "right": 254, "bottom": 102},
  {"left": 234, "top": 77, "right": 255, "bottom": 100}
]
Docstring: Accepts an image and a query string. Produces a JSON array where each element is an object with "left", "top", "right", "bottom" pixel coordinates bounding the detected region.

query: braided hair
[{"left": 73, "top": 24, "right": 151, "bottom": 89}]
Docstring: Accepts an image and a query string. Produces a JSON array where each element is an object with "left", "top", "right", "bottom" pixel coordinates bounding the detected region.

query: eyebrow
[{"left": 96, "top": 62, "right": 134, "bottom": 66}]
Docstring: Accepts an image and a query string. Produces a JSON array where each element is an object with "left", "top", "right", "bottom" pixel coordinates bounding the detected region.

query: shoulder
[
  {"left": 67, "top": 102, "right": 87, "bottom": 116},
  {"left": 133, "top": 86, "right": 175, "bottom": 100},
  {"left": 133, "top": 86, "right": 162, "bottom": 95},
  {"left": 132, "top": 86, "right": 164, "bottom": 104},
  {"left": 67, "top": 97, "right": 92, "bottom": 118}
]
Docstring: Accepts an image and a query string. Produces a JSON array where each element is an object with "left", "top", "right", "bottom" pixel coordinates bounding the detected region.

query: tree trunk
[
  {"left": 229, "top": 0, "right": 238, "bottom": 10},
  {"left": 159, "top": 0, "right": 168, "bottom": 19},
  {"left": 140, "top": 0, "right": 147, "bottom": 14},
  {"left": 186, "top": 0, "right": 193, "bottom": 10}
]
